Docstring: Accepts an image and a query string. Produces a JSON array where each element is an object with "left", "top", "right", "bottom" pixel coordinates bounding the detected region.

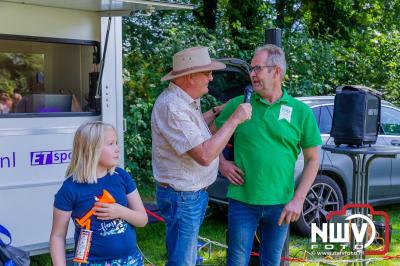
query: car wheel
[{"left": 292, "top": 175, "right": 344, "bottom": 236}]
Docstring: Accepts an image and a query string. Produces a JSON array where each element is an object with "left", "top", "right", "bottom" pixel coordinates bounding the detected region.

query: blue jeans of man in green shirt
[{"left": 227, "top": 199, "right": 289, "bottom": 266}]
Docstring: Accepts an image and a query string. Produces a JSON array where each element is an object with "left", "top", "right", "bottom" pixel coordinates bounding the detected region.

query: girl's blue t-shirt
[{"left": 54, "top": 167, "right": 139, "bottom": 262}]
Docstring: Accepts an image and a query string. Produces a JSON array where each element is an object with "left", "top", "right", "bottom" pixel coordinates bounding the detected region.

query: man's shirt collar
[
  {"left": 254, "top": 89, "right": 290, "bottom": 105},
  {"left": 168, "top": 82, "right": 200, "bottom": 109}
]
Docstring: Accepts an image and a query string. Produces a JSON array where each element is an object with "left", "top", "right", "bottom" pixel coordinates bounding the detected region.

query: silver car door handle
[{"left": 391, "top": 140, "right": 400, "bottom": 146}]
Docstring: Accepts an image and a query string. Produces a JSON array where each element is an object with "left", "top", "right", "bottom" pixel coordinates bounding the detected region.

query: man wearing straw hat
[{"left": 151, "top": 46, "right": 252, "bottom": 265}]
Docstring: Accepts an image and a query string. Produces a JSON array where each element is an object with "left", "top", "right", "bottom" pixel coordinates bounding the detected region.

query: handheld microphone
[{"left": 243, "top": 85, "right": 253, "bottom": 103}]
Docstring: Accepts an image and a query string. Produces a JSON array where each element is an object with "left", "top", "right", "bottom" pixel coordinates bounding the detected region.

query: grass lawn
[{"left": 31, "top": 204, "right": 400, "bottom": 265}]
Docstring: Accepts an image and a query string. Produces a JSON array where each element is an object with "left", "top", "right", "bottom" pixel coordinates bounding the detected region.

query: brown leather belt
[
  {"left": 157, "top": 182, "right": 208, "bottom": 191},
  {"left": 157, "top": 182, "right": 171, "bottom": 189}
]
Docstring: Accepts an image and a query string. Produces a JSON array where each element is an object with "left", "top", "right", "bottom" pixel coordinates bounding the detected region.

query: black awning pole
[{"left": 95, "top": 17, "right": 112, "bottom": 112}]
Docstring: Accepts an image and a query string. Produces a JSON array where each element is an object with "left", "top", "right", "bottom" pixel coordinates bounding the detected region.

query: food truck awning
[{"left": 2, "top": 0, "right": 194, "bottom": 16}]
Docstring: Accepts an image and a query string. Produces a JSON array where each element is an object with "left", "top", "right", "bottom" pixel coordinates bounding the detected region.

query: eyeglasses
[
  {"left": 200, "top": 71, "right": 213, "bottom": 78},
  {"left": 249, "top": 65, "right": 276, "bottom": 74}
]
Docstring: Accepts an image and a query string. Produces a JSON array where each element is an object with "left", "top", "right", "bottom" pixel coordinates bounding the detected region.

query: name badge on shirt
[{"left": 279, "top": 105, "right": 292, "bottom": 123}]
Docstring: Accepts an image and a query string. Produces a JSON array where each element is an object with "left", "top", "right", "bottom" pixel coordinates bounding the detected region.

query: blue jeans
[
  {"left": 227, "top": 199, "right": 289, "bottom": 266},
  {"left": 156, "top": 184, "right": 208, "bottom": 266}
]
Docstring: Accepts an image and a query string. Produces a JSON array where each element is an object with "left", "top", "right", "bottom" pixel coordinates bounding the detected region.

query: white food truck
[{"left": 0, "top": 0, "right": 192, "bottom": 256}]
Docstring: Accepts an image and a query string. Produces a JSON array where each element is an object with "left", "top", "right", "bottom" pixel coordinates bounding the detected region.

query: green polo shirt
[{"left": 215, "top": 90, "right": 322, "bottom": 205}]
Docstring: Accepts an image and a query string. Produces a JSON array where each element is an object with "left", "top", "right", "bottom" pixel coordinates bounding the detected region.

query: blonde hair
[
  {"left": 66, "top": 121, "right": 117, "bottom": 183},
  {"left": 255, "top": 44, "right": 286, "bottom": 80}
]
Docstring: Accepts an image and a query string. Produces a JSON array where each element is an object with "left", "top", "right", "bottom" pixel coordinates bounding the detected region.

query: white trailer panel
[{"left": 0, "top": 116, "right": 99, "bottom": 254}]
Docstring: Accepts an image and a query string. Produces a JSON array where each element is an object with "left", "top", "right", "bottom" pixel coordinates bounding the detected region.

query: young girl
[{"left": 50, "top": 121, "right": 148, "bottom": 266}]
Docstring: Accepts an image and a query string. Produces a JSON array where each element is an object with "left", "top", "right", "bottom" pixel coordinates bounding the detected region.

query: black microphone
[{"left": 243, "top": 85, "right": 253, "bottom": 103}]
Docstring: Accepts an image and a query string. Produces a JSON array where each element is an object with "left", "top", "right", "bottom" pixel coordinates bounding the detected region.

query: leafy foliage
[
  {"left": 123, "top": 97, "right": 154, "bottom": 188},
  {"left": 0, "top": 53, "right": 44, "bottom": 94}
]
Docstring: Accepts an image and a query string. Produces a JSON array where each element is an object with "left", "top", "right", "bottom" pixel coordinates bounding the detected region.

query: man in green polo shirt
[{"left": 213, "top": 44, "right": 321, "bottom": 266}]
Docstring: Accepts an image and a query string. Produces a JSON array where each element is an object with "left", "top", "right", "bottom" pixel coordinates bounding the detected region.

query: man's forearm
[
  {"left": 194, "top": 116, "right": 240, "bottom": 165},
  {"left": 203, "top": 109, "right": 216, "bottom": 125},
  {"left": 218, "top": 153, "right": 227, "bottom": 163},
  {"left": 294, "top": 156, "right": 320, "bottom": 200},
  {"left": 188, "top": 103, "right": 250, "bottom": 166}
]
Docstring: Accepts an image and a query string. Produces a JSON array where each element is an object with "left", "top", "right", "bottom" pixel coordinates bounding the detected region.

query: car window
[
  {"left": 312, "top": 106, "right": 321, "bottom": 126},
  {"left": 381, "top": 106, "right": 400, "bottom": 135},
  {"left": 208, "top": 66, "right": 250, "bottom": 102},
  {"left": 319, "top": 105, "right": 333, "bottom": 134}
]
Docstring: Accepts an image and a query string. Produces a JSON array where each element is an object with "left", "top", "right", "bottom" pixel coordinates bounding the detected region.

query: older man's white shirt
[{"left": 151, "top": 82, "right": 218, "bottom": 191}]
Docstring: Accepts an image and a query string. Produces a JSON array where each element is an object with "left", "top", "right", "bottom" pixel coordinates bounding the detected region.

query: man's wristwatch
[{"left": 212, "top": 107, "right": 217, "bottom": 114}]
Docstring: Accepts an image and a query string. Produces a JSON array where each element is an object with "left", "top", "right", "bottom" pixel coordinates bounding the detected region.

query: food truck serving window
[{"left": 0, "top": 36, "right": 100, "bottom": 117}]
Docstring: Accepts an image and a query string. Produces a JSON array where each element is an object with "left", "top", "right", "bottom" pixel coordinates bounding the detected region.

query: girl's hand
[{"left": 94, "top": 202, "right": 124, "bottom": 220}]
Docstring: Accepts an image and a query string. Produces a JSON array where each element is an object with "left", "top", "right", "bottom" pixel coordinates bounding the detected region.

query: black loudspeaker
[
  {"left": 331, "top": 85, "right": 382, "bottom": 146},
  {"left": 264, "top": 28, "right": 282, "bottom": 48}
]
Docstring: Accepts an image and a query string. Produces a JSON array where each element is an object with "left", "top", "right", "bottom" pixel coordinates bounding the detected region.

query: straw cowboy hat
[{"left": 161, "top": 46, "right": 226, "bottom": 81}]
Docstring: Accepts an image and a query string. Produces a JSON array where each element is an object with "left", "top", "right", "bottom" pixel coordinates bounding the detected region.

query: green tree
[{"left": 192, "top": 0, "right": 218, "bottom": 31}]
